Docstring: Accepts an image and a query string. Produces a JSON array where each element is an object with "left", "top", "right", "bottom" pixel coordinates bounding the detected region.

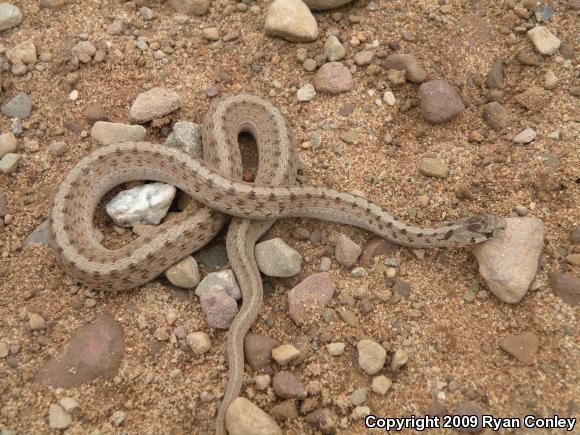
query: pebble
[
  {"left": 543, "top": 70, "right": 559, "bottom": 89},
  {"left": 165, "top": 121, "right": 202, "bottom": 158},
  {"left": 313, "top": 62, "right": 354, "bottom": 94},
  {"left": 202, "top": 27, "right": 220, "bottom": 41},
  {"left": 265, "top": 0, "right": 318, "bottom": 43},
  {"left": 6, "top": 40, "right": 37, "bottom": 69},
  {"left": 40, "top": 0, "right": 66, "bottom": 8},
  {"left": 454, "top": 402, "right": 485, "bottom": 432},
  {"left": 0, "top": 341, "right": 8, "bottom": 358},
  {"left": 165, "top": 255, "right": 200, "bottom": 288},
  {"left": 499, "top": 333, "right": 539, "bottom": 365},
  {"left": 0, "top": 132, "right": 17, "bottom": 158},
  {"left": 272, "top": 344, "right": 300, "bottom": 365},
  {"left": 486, "top": 59, "right": 504, "bottom": 89},
  {"left": 354, "top": 50, "right": 374, "bottom": 66},
  {"left": 305, "top": 408, "right": 337, "bottom": 433},
  {"left": 349, "top": 387, "right": 368, "bottom": 406},
  {"left": 352, "top": 406, "right": 371, "bottom": 419},
  {"left": 186, "top": 332, "right": 211, "bottom": 354},
  {"left": 0, "top": 3, "right": 22, "bottom": 31},
  {"left": 110, "top": 410, "right": 125, "bottom": 426},
  {"left": 527, "top": 26, "right": 561, "bottom": 55},
  {"left": 195, "top": 269, "right": 241, "bottom": 300},
  {"left": 319, "top": 257, "right": 331, "bottom": 272},
  {"left": 360, "top": 238, "right": 398, "bottom": 266},
  {"left": 302, "top": 58, "right": 317, "bottom": 72},
  {"left": 483, "top": 102, "right": 510, "bottom": 131},
  {"left": 303, "top": 0, "right": 352, "bottom": 10},
  {"left": 324, "top": 35, "right": 346, "bottom": 61},
  {"left": 273, "top": 371, "right": 306, "bottom": 399},
  {"left": 83, "top": 105, "right": 108, "bottom": 124},
  {"left": 550, "top": 273, "right": 579, "bottom": 306},
  {"left": 297, "top": 84, "right": 316, "bottom": 102},
  {"left": 129, "top": 87, "right": 181, "bottom": 124},
  {"left": 200, "top": 290, "right": 238, "bottom": 329},
  {"left": 569, "top": 226, "right": 580, "bottom": 244},
  {"left": 383, "top": 91, "right": 396, "bottom": 106},
  {"left": 392, "top": 280, "right": 410, "bottom": 298},
  {"left": 22, "top": 220, "right": 49, "bottom": 246},
  {"left": 419, "top": 157, "right": 449, "bottom": 179},
  {"left": 335, "top": 234, "right": 362, "bottom": 267},
  {"left": 48, "top": 404, "right": 72, "bottom": 430},
  {"left": 326, "top": 342, "right": 345, "bottom": 356},
  {"left": 244, "top": 333, "right": 279, "bottom": 370},
  {"left": 225, "top": 397, "right": 282, "bottom": 435},
  {"left": 139, "top": 6, "right": 154, "bottom": 20},
  {"left": 90, "top": 121, "right": 146, "bottom": 145},
  {"left": 383, "top": 54, "right": 427, "bottom": 83},
  {"left": 58, "top": 398, "right": 79, "bottom": 413},
  {"left": 391, "top": 349, "right": 408, "bottom": 371},
  {"left": 29, "top": 312, "right": 46, "bottom": 330},
  {"left": 371, "top": 375, "right": 392, "bottom": 395},
  {"left": 419, "top": 80, "right": 465, "bottom": 124},
  {"left": 1, "top": 93, "right": 32, "bottom": 119},
  {"left": 255, "top": 374, "right": 271, "bottom": 390},
  {"left": 72, "top": 41, "right": 96, "bottom": 63},
  {"left": 169, "top": 0, "right": 210, "bottom": 16},
  {"left": 473, "top": 218, "right": 544, "bottom": 303},
  {"left": 49, "top": 141, "right": 66, "bottom": 156},
  {"left": 105, "top": 182, "right": 176, "bottom": 227},
  {"left": 357, "top": 339, "right": 386, "bottom": 375},
  {"left": 559, "top": 43, "right": 574, "bottom": 59},
  {"left": 512, "top": 128, "right": 536, "bottom": 144},
  {"left": 516, "top": 49, "right": 543, "bottom": 66},
  {"left": 287, "top": 272, "right": 335, "bottom": 324},
  {"left": 0, "top": 153, "right": 19, "bottom": 174},
  {"left": 255, "top": 238, "right": 302, "bottom": 277}
]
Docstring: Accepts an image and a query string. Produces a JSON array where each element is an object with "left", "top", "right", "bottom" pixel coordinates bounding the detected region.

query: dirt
[{"left": 0, "top": 0, "right": 578, "bottom": 434}]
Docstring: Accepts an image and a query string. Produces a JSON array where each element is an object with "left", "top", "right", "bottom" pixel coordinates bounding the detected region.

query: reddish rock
[
  {"left": 335, "top": 234, "right": 361, "bottom": 267},
  {"left": 499, "top": 333, "right": 540, "bottom": 365},
  {"left": 244, "top": 333, "right": 279, "bottom": 370},
  {"left": 287, "top": 273, "right": 335, "bottom": 324},
  {"left": 419, "top": 80, "right": 465, "bottom": 123},
  {"left": 273, "top": 371, "right": 306, "bottom": 399},
  {"left": 313, "top": 62, "right": 354, "bottom": 95},
  {"left": 200, "top": 290, "right": 238, "bottom": 329},
  {"left": 360, "top": 237, "right": 398, "bottom": 266},
  {"left": 35, "top": 313, "right": 123, "bottom": 388}
]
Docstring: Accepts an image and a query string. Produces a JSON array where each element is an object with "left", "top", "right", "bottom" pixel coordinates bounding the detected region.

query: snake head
[{"left": 459, "top": 214, "right": 506, "bottom": 244}]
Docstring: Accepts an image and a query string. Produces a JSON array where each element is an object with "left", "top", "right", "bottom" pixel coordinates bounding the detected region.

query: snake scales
[{"left": 48, "top": 94, "right": 505, "bottom": 434}]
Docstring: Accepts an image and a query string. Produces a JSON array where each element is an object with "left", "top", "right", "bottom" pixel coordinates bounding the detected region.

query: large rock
[
  {"left": 226, "top": 397, "right": 282, "bottom": 435},
  {"left": 129, "top": 87, "right": 181, "bottom": 124},
  {"left": 0, "top": 3, "right": 22, "bottom": 31},
  {"left": 265, "top": 0, "right": 318, "bottom": 43},
  {"left": 499, "top": 333, "right": 539, "bottom": 365},
  {"left": 313, "top": 62, "right": 354, "bottom": 94},
  {"left": 473, "top": 218, "right": 543, "bottom": 303},
  {"left": 255, "top": 238, "right": 302, "bottom": 277},
  {"left": 383, "top": 54, "right": 427, "bottom": 84},
  {"left": 91, "top": 121, "right": 146, "bottom": 145},
  {"left": 419, "top": 80, "right": 465, "bottom": 124},
  {"left": 303, "top": 0, "right": 352, "bottom": 10},
  {"left": 287, "top": 273, "right": 335, "bottom": 324}
]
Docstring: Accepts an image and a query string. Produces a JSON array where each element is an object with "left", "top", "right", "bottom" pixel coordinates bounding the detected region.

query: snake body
[{"left": 48, "top": 94, "right": 505, "bottom": 434}]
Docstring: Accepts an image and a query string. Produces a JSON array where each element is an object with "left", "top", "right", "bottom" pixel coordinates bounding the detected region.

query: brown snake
[{"left": 48, "top": 94, "right": 505, "bottom": 434}]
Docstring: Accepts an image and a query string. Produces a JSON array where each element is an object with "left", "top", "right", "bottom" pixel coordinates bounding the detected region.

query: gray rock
[
  {"left": 0, "top": 153, "right": 20, "bottom": 174},
  {"left": 512, "top": 128, "right": 536, "bottom": 144},
  {"left": 1, "top": 93, "right": 32, "bottom": 119},
  {"left": 0, "top": 3, "right": 22, "bottom": 31},
  {"left": 105, "top": 182, "right": 176, "bottom": 227},
  {"left": 165, "top": 255, "right": 200, "bottom": 288},
  {"left": 195, "top": 269, "right": 241, "bottom": 300},
  {"left": 200, "top": 290, "right": 238, "bottom": 329},
  {"left": 287, "top": 273, "right": 335, "bottom": 324},
  {"left": 473, "top": 218, "right": 543, "bottom": 303},
  {"left": 297, "top": 84, "right": 316, "bottom": 102},
  {"left": 319, "top": 257, "right": 331, "bottom": 272},
  {"left": 139, "top": 6, "right": 154, "bottom": 20},
  {"left": 419, "top": 157, "right": 449, "bottom": 178},
  {"left": 22, "top": 220, "right": 49, "bottom": 246},
  {"left": 273, "top": 371, "right": 306, "bottom": 399},
  {"left": 349, "top": 388, "right": 368, "bottom": 406},
  {"left": 527, "top": 26, "right": 560, "bottom": 55},
  {"left": 164, "top": 121, "right": 202, "bottom": 158},
  {"left": 383, "top": 54, "right": 427, "bottom": 84},
  {"left": 91, "top": 122, "right": 146, "bottom": 145},
  {"left": 225, "top": 397, "right": 282, "bottom": 435},
  {"left": 486, "top": 59, "right": 504, "bottom": 89},
  {"left": 255, "top": 238, "right": 302, "bottom": 277},
  {"left": 265, "top": 0, "right": 318, "bottom": 43},
  {"left": 357, "top": 339, "right": 386, "bottom": 375},
  {"left": 419, "top": 80, "right": 465, "bottom": 124},
  {"left": 335, "top": 234, "right": 361, "bottom": 267},
  {"left": 313, "top": 62, "right": 353, "bottom": 94},
  {"left": 324, "top": 35, "right": 346, "bottom": 61},
  {"left": 129, "top": 87, "right": 181, "bottom": 124},
  {"left": 483, "top": 102, "right": 510, "bottom": 131},
  {"left": 48, "top": 404, "right": 72, "bottom": 430}
]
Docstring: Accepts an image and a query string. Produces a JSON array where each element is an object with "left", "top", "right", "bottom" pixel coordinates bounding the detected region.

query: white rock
[
  {"left": 226, "top": 397, "right": 282, "bottom": 435},
  {"left": 391, "top": 349, "right": 408, "bottom": 371},
  {"left": 0, "top": 153, "right": 20, "bottom": 174},
  {"left": 272, "top": 344, "right": 300, "bottom": 365},
  {"left": 371, "top": 375, "right": 392, "bottom": 395},
  {"left": 512, "top": 128, "right": 537, "bottom": 144},
  {"left": 90, "top": 121, "right": 146, "bottom": 145},
  {"left": 129, "top": 87, "right": 181, "bottom": 123},
  {"left": 195, "top": 269, "right": 241, "bottom": 300},
  {"left": 186, "top": 331, "right": 211, "bottom": 354},
  {"left": 164, "top": 121, "right": 202, "bottom": 158},
  {"left": 297, "top": 84, "right": 316, "bottom": 102},
  {"left": 255, "top": 238, "right": 302, "bottom": 277},
  {"left": 383, "top": 91, "right": 396, "bottom": 106},
  {"left": 165, "top": 255, "right": 200, "bottom": 288},
  {"left": 0, "top": 3, "right": 22, "bottom": 32},
  {"left": 48, "top": 404, "right": 72, "bottom": 430},
  {"left": 326, "top": 342, "right": 345, "bottom": 356},
  {"left": 105, "top": 182, "right": 176, "bottom": 227},
  {"left": 357, "top": 339, "right": 386, "bottom": 375},
  {"left": 473, "top": 217, "right": 544, "bottom": 303},
  {"left": 527, "top": 26, "right": 561, "bottom": 55},
  {"left": 59, "top": 398, "right": 79, "bottom": 413},
  {"left": 265, "top": 0, "right": 318, "bottom": 43},
  {"left": 254, "top": 374, "right": 271, "bottom": 390}
]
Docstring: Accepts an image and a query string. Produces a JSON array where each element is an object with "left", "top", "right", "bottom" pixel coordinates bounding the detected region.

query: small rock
[
  {"left": 105, "top": 182, "right": 176, "bottom": 227},
  {"left": 129, "top": 87, "right": 181, "bottom": 124},
  {"left": 106, "top": 19, "right": 125, "bottom": 36},
  {"left": 48, "top": 404, "right": 72, "bottom": 430},
  {"left": 543, "top": 70, "right": 558, "bottom": 89},
  {"left": 352, "top": 406, "right": 371, "bottom": 419},
  {"left": 454, "top": 402, "right": 485, "bottom": 433},
  {"left": 313, "top": 62, "right": 354, "bottom": 94},
  {"left": 392, "top": 280, "right": 410, "bottom": 298},
  {"left": 499, "top": 333, "right": 539, "bottom": 365},
  {"left": 550, "top": 273, "right": 579, "bottom": 306},
  {"left": 383, "top": 54, "right": 427, "bottom": 83},
  {"left": 83, "top": 105, "right": 108, "bottom": 124},
  {"left": 357, "top": 339, "right": 386, "bottom": 375},
  {"left": 319, "top": 257, "right": 331, "bottom": 272},
  {"left": 383, "top": 91, "right": 396, "bottom": 106},
  {"left": 244, "top": 333, "right": 279, "bottom": 370},
  {"left": 200, "top": 290, "right": 238, "bottom": 329},
  {"left": 165, "top": 121, "right": 202, "bottom": 157},
  {"left": 360, "top": 238, "right": 398, "bottom": 265},
  {"left": 419, "top": 80, "right": 465, "bottom": 124},
  {"left": 335, "top": 234, "right": 362, "bottom": 267},
  {"left": 570, "top": 227, "right": 580, "bottom": 244},
  {"left": 1, "top": 93, "right": 32, "bottom": 119},
  {"left": 22, "top": 220, "right": 49, "bottom": 246},
  {"left": 324, "top": 35, "right": 346, "bottom": 61},
  {"left": 386, "top": 69, "right": 406, "bottom": 86},
  {"left": 72, "top": 41, "right": 96, "bottom": 63},
  {"left": 559, "top": 42, "right": 574, "bottom": 59},
  {"left": 58, "top": 398, "right": 79, "bottom": 413},
  {"left": 527, "top": 26, "right": 561, "bottom": 55},
  {"left": 255, "top": 374, "right": 271, "bottom": 390},
  {"left": 40, "top": 0, "right": 66, "bottom": 8},
  {"left": 473, "top": 218, "right": 544, "bottom": 303},
  {"left": 512, "top": 128, "right": 536, "bottom": 144},
  {"left": 391, "top": 349, "right": 408, "bottom": 371},
  {"left": 486, "top": 59, "right": 504, "bottom": 89},
  {"left": 165, "top": 256, "right": 200, "bottom": 288},
  {"left": 297, "top": 84, "right": 316, "bottom": 102},
  {"left": 48, "top": 141, "right": 66, "bottom": 157},
  {"left": 195, "top": 269, "right": 241, "bottom": 300},
  {"left": 170, "top": 0, "right": 210, "bottom": 15},
  {"left": 270, "top": 400, "right": 298, "bottom": 422},
  {"left": 139, "top": 6, "right": 154, "bottom": 20},
  {"left": 255, "top": 238, "right": 302, "bottom": 277},
  {"left": 326, "top": 342, "right": 345, "bottom": 356},
  {"left": 90, "top": 122, "right": 146, "bottom": 145},
  {"left": 272, "top": 344, "right": 300, "bottom": 365},
  {"left": 305, "top": 408, "right": 337, "bottom": 434},
  {"left": 371, "top": 375, "right": 392, "bottom": 395},
  {"left": 419, "top": 157, "right": 449, "bottom": 179},
  {"left": 349, "top": 387, "right": 368, "bottom": 406},
  {"left": 225, "top": 397, "right": 282, "bottom": 435},
  {"left": 302, "top": 0, "right": 352, "bottom": 10},
  {"left": 0, "top": 3, "right": 22, "bottom": 31},
  {"left": 265, "top": 0, "right": 318, "bottom": 43},
  {"left": 6, "top": 40, "right": 36, "bottom": 66},
  {"left": 186, "top": 332, "right": 211, "bottom": 354},
  {"left": 483, "top": 102, "right": 510, "bottom": 131},
  {"left": 0, "top": 132, "right": 17, "bottom": 158},
  {"left": 287, "top": 273, "right": 335, "bottom": 324},
  {"left": 354, "top": 50, "right": 374, "bottom": 66},
  {"left": 202, "top": 27, "right": 220, "bottom": 41},
  {"left": 29, "top": 313, "right": 46, "bottom": 330},
  {"left": 516, "top": 49, "right": 543, "bottom": 66},
  {"left": 273, "top": 371, "right": 306, "bottom": 399},
  {"left": 110, "top": 410, "right": 125, "bottom": 426}
]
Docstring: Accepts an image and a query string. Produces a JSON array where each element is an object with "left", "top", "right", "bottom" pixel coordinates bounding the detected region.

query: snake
[{"left": 48, "top": 94, "right": 506, "bottom": 434}]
